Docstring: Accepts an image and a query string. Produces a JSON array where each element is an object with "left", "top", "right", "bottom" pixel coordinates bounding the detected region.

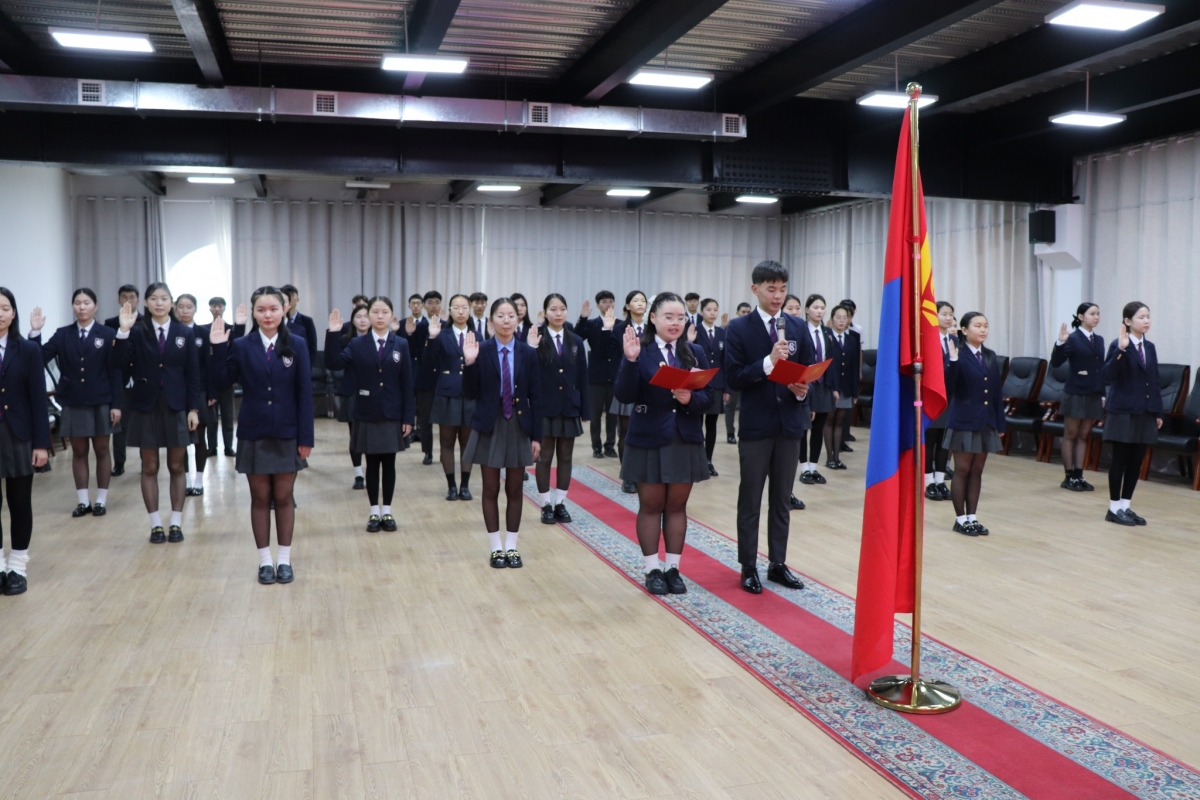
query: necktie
[
  {"left": 975, "top": 350, "right": 984, "bottom": 368},
  {"left": 769, "top": 317, "right": 778, "bottom": 343},
  {"left": 500, "top": 347, "right": 513, "bottom": 419},
  {"left": 458, "top": 332, "right": 464, "bottom": 350},
  {"left": 1136, "top": 341, "right": 1145, "bottom": 365},
  {"left": 708, "top": 327, "right": 715, "bottom": 346},
  {"left": 814, "top": 329, "right": 824, "bottom": 361},
  {"left": 665, "top": 343, "right": 677, "bottom": 368},
  {"left": 80, "top": 327, "right": 87, "bottom": 343},
  {"left": 838, "top": 333, "right": 844, "bottom": 348},
  {"left": 266, "top": 342, "right": 274, "bottom": 362},
  {"left": 942, "top": 336, "right": 949, "bottom": 355},
  {"left": 0, "top": 344, "right": 4, "bottom": 419},
  {"left": 377, "top": 337, "right": 385, "bottom": 360},
  {"left": 635, "top": 325, "right": 642, "bottom": 338},
  {"left": 555, "top": 334, "right": 562, "bottom": 355},
  {"left": 158, "top": 326, "right": 166, "bottom": 353}
]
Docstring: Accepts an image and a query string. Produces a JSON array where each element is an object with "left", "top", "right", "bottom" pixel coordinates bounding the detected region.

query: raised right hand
[
  {"left": 405, "top": 316, "right": 416, "bottom": 335},
  {"left": 769, "top": 339, "right": 790, "bottom": 365},
  {"left": 328, "top": 308, "right": 342, "bottom": 332},
  {"left": 601, "top": 308, "right": 616, "bottom": 331},
  {"left": 234, "top": 303, "right": 248, "bottom": 326},
  {"left": 118, "top": 301, "right": 137, "bottom": 332},
  {"left": 427, "top": 315, "right": 442, "bottom": 339},
  {"left": 29, "top": 306, "right": 45, "bottom": 334},
  {"left": 580, "top": 300, "right": 591, "bottom": 318},
  {"left": 209, "top": 316, "right": 230, "bottom": 344},
  {"left": 946, "top": 337, "right": 959, "bottom": 360},
  {"left": 622, "top": 324, "right": 641, "bottom": 362},
  {"left": 1058, "top": 322, "right": 1069, "bottom": 343},
  {"left": 462, "top": 331, "right": 479, "bottom": 365},
  {"left": 1117, "top": 325, "right": 1129, "bottom": 351},
  {"left": 720, "top": 312, "right": 729, "bottom": 327}
]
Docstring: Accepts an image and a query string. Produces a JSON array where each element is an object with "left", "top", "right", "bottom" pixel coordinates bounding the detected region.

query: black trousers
[
  {"left": 725, "top": 390, "right": 741, "bottom": 438},
  {"left": 206, "top": 387, "right": 235, "bottom": 452},
  {"left": 415, "top": 390, "right": 436, "bottom": 456},
  {"left": 0, "top": 475, "right": 34, "bottom": 551},
  {"left": 736, "top": 436, "right": 802, "bottom": 567},
  {"left": 589, "top": 383, "right": 617, "bottom": 450}
]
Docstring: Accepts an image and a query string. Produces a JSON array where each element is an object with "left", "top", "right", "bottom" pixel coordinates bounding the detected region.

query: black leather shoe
[
  {"left": 149, "top": 526, "right": 166, "bottom": 544},
  {"left": 1104, "top": 510, "right": 1133, "bottom": 526},
  {"left": 1127, "top": 509, "right": 1147, "bottom": 525},
  {"left": 789, "top": 493, "right": 806, "bottom": 510},
  {"left": 841, "top": 442, "right": 853, "bottom": 452},
  {"left": 4, "top": 572, "right": 27, "bottom": 596},
  {"left": 799, "top": 470, "right": 817, "bottom": 485},
  {"left": 645, "top": 569, "right": 669, "bottom": 595},
  {"left": 1079, "top": 477, "right": 1095, "bottom": 491},
  {"left": 727, "top": 436, "right": 737, "bottom": 445},
  {"left": 604, "top": 446, "right": 619, "bottom": 458},
  {"left": 925, "top": 484, "right": 942, "bottom": 501},
  {"left": 953, "top": 521, "right": 979, "bottom": 536},
  {"left": 111, "top": 465, "right": 125, "bottom": 476},
  {"left": 505, "top": 549, "right": 523, "bottom": 568},
  {"left": 168, "top": 525, "right": 184, "bottom": 543},
  {"left": 740, "top": 567, "right": 763, "bottom": 594},
  {"left": 258, "top": 565, "right": 276, "bottom": 584},
  {"left": 366, "top": 515, "right": 382, "bottom": 532},
  {"left": 72, "top": 503, "right": 93, "bottom": 517},
  {"left": 193, "top": 486, "right": 205, "bottom": 496},
  {"left": 944, "top": 468, "right": 954, "bottom": 480},
  {"left": 812, "top": 470, "right": 827, "bottom": 485},
  {"left": 593, "top": 447, "right": 604, "bottom": 459},
  {"left": 92, "top": 503, "right": 106, "bottom": 516},
  {"left": 621, "top": 479, "right": 637, "bottom": 494},
  {"left": 353, "top": 476, "right": 365, "bottom": 490},
  {"left": 970, "top": 521, "right": 989, "bottom": 536},
  {"left": 458, "top": 487, "right": 472, "bottom": 501},
  {"left": 207, "top": 448, "right": 217, "bottom": 457},
  {"left": 445, "top": 487, "right": 459, "bottom": 501},
  {"left": 1062, "top": 477, "right": 1086, "bottom": 492},
  {"left": 663, "top": 567, "right": 687, "bottom": 594},
  {"left": 224, "top": 448, "right": 236, "bottom": 457},
  {"left": 0, "top": 572, "right": 6, "bottom": 594},
  {"left": 185, "top": 487, "right": 196, "bottom": 497},
  {"left": 381, "top": 514, "right": 398, "bottom": 532},
  {"left": 490, "top": 550, "right": 507, "bottom": 568},
  {"left": 707, "top": 462, "right": 718, "bottom": 477},
  {"left": 937, "top": 483, "right": 951, "bottom": 500},
  {"left": 275, "top": 564, "right": 294, "bottom": 584},
  {"left": 553, "top": 503, "right": 572, "bottom": 522},
  {"left": 541, "top": 503, "right": 556, "bottom": 524},
  {"left": 767, "top": 563, "right": 804, "bottom": 590},
  {"left": 522, "top": 472, "right": 529, "bottom": 482},
  {"left": 845, "top": 433, "right": 856, "bottom": 442},
  {"left": 422, "top": 453, "right": 433, "bottom": 466}
]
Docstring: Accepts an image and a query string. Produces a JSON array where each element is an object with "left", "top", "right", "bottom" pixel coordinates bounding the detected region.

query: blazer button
[
  {"left": 983, "top": 389, "right": 988, "bottom": 394},
  {"left": 984, "top": 401, "right": 989, "bottom": 405},
  {"left": 267, "top": 400, "right": 272, "bottom": 405},
  {"left": 559, "top": 369, "right": 563, "bottom": 373},
  {"left": 81, "top": 378, "right": 85, "bottom": 382},
  {"left": 267, "top": 386, "right": 272, "bottom": 391},
  {"left": 159, "top": 364, "right": 163, "bottom": 368},
  {"left": 517, "top": 411, "right": 522, "bottom": 415},
  {"left": 559, "top": 387, "right": 563, "bottom": 390},
  {"left": 380, "top": 382, "right": 384, "bottom": 386}
]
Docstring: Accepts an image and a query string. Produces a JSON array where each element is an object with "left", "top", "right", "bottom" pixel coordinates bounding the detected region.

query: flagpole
[{"left": 866, "top": 82, "right": 962, "bottom": 715}]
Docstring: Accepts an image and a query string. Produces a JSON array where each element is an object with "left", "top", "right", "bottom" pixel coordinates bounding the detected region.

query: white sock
[
  {"left": 77, "top": 489, "right": 90, "bottom": 505},
  {"left": 966, "top": 514, "right": 977, "bottom": 523},
  {"left": 933, "top": 472, "right": 944, "bottom": 485},
  {"left": 185, "top": 472, "right": 194, "bottom": 489},
  {"left": 924, "top": 473, "right": 934, "bottom": 487},
  {"left": 170, "top": 511, "right": 183, "bottom": 527},
  {"left": 381, "top": 505, "right": 391, "bottom": 516},
  {"left": 504, "top": 531, "right": 519, "bottom": 551},
  {"left": 258, "top": 547, "right": 273, "bottom": 567},
  {"left": 1119, "top": 498, "right": 1131, "bottom": 511},
  {"left": 664, "top": 552, "right": 682, "bottom": 572},
  {"left": 370, "top": 505, "right": 380, "bottom": 516},
  {"left": 9, "top": 550, "right": 28, "bottom": 576},
  {"left": 537, "top": 492, "right": 549, "bottom": 507},
  {"left": 354, "top": 465, "right": 363, "bottom": 478},
  {"left": 96, "top": 488, "right": 108, "bottom": 505},
  {"left": 0, "top": 551, "right": 6, "bottom": 572},
  {"left": 148, "top": 511, "right": 163, "bottom": 528},
  {"left": 488, "top": 531, "right": 503, "bottom": 551},
  {"left": 956, "top": 515, "right": 968, "bottom": 525},
  {"left": 555, "top": 489, "right": 568, "bottom": 505},
  {"left": 644, "top": 554, "right": 661, "bottom": 574},
  {"left": 192, "top": 472, "right": 202, "bottom": 488},
  {"left": 1109, "top": 500, "right": 1122, "bottom": 513},
  {"left": 277, "top": 546, "right": 291, "bottom": 566}
]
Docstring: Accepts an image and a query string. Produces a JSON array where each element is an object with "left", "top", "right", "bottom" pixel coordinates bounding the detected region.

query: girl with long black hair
[
  {"left": 423, "top": 293, "right": 476, "bottom": 500},
  {"left": 335, "top": 303, "right": 370, "bottom": 489},
  {"left": 609, "top": 289, "right": 648, "bottom": 493},
  {"left": 511, "top": 293, "right": 533, "bottom": 343},
  {"left": 823, "top": 304, "right": 858, "bottom": 471},
  {"left": 924, "top": 301, "right": 956, "bottom": 501},
  {"left": 28, "top": 288, "right": 124, "bottom": 517},
  {"left": 1050, "top": 302, "right": 1105, "bottom": 491},
  {"left": 534, "top": 293, "right": 589, "bottom": 524},
  {"left": 174, "top": 294, "right": 214, "bottom": 497},
  {"left": 798, "top": 294, "right": 837, "bottom": 484}
]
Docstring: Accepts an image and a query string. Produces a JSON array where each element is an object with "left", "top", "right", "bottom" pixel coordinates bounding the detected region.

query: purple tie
[
  {"left": 708, "top": 328, "right": 716, "bottom": 346},
  {"left": 500, "top": 347, "right": 513, "bottom": 420},
  {"left": 458, "top": 332, "right": 464, "bottom": 350},
  {"left": 266, "top": 342, "right": 274, "bottom": 362},
  {"left": 158, "top": 327, "right": 166, "bottom": 353},
  {"left": 635, "top": 325, "right": 642, "bottom": 338},
  {"left": 81, "top": 328, "right": 87, "bottom": 343},
  {"left": 1136, "top": 341, "right": 1145, "bottom": 365},
  {"left": 377, "top": 337, "right": 385, "bottom": 360},
  {"left": 814, "top": 329, "right": 824, "bottom": 361},
  {"left": 555, "top": 334, "right": 563, "bottom": 355},
  {"left": 665, "top": 343, "right": 677, "bottom": 368},
  {"left": 976, "top": 350, "right": 984, "bottom": 368},
  {"left": 769, "top": 317, "right": 778, "bottom": 343}
]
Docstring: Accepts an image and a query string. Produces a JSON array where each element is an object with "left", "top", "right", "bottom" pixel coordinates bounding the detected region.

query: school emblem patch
[
  {"left": 282, "top": 356, "right": 293, "bottom": 368},
  {"left": 787, "top": 341, "right": 797, "bottom": 355},
  {"left": 392, "top": 350, "right": 401, "bottom": 363},
  {"left": 195, "top": 337, "right": 204, "bottom": 348},
  {"left": 175, "top": 336, "right": 186, "bottom": 349},
  {"left": 94, "top": 337, "right": 105, "bottom": 349}
]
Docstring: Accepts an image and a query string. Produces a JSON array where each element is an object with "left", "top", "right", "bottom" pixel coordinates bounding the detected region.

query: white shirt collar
[
  {"left": 258, "top": 330, "right": 278, "bottom": 349},
  {"left": 451, "top": 323, "right": 468, "bottom": 335},
  {"left": 548, "top": 326, "right": 565, "bottom": 338},
  {"left": 655, "top": 335, "right": 679, "bottom": 360},
  {"left": 78, "top": 321, "right": 94, "bottom": 336},
  {"left": 1129, "top": 333, "right": 1144, "bottom": 346},
  {"left": 808, "top": 321, "right": 822, "bottom": 335},
  {"left": 0, "top": 331, "right": 8, "bottom": 349},
  {"left": 373, "top": 330, "right": 388, "bottom": 345},
  {"left": 967, "top": 343, "right": 983, "bottom": 356},
  {"left": 703, "top": 322, "right": 716, "bottom": 334},
  {"left": 755, "top": 306, "right": 776, "bottom": 326}
]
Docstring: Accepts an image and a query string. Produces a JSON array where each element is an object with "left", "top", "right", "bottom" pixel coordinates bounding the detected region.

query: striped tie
[
  {"left": 665, "top": 343, "right": 677, "bottom": 368},
  {"left": 266, "top": 343, "right": 274, "bottom": 362},
  {"left": 500, "top": 347, "right": 513, "bottom": 420},
  {"left": 158, "top": 326, "right": 166, "bottom": 353}
]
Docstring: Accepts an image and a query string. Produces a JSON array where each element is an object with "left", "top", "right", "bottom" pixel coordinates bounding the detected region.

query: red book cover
[
  {"left": 766, "top": 357, "right": 834, "bottom": 386},
  {"left": 650, "top": 365, "right": 720, "bottom": 391}
]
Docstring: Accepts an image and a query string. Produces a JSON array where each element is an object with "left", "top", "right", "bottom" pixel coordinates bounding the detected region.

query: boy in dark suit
[
  {"left": 280, "top": 285, "right": 318, "bottom": 371},
  {"left": 104, "top": 284, "right": 142, "bottom": 476}
]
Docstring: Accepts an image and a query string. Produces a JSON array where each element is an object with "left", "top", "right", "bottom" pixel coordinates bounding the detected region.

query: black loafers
[
  {"left": 445, "top": 487, "right": 459, "bottom": 501},
  {"left": 592, "top": 448, "right": 604, "bottom": 459},
  {"left": 645, "top": 569, "right": 669, "bottom": 595},
  {"left": 111, "top": 465, "right": 125, "bottom": 476},
  {"left": 149, "top": 526, "right": 167, "bottom": 544},
  {"left": 553, "top": 503, "right": 571, "bottom": 522},
  {"left": 366, "top": 515, "right": 382, "bottom": 532},
  {"left": 970, "top": 521, "right": 989, "bottom": 536},
  {"left": 953, "top": 521, "right": 980, "bottom": 536},
  {"left": 621, "top": 479, "right": 637, "bottom": 494},
  {"left": 707, "top": 462, "right": 719, "bottom": 477},
  {"left": 353, "top": 476, "right": 365, "bottom": 490},
  {"left": 380, "top": 514, "right": 397, "bottom": 532},
  {"left": 505, "top": 549, "right": 523, "bottom": 568},
  {"left": 275, "top": 564, "right": 294, "bottom": 584},
  {"left": 1105, "top": 510, "right": 1136, "bottom": 526},
  {"left": 168, "top": 525, "right": 184, "bottom": 543},
  {"left": 799, "top": 471, "right": 817, "bottom": 485},
  {"left": 767, "top": 563, "right": 804, "bottom": 590},
  {"left": 937, "top": 483, "right": 951, "bottom": 500},
  {"left": 72, "top": 503, "right": 93, "bottom": 517},
  {"left": 422, "top": 454, "right": 433, "bottom": 465},
  {"left": 789, "top": 493, "right": 806, "bottom": 510},
  {"left": 224, "top": 448, "right": 236, "bottom": 457},
  {"left": 812, "top": 471, "right": 827, "bottom": 485},
  {"left": 841, "top": 442, "right": 853, "bottom": 452},
  {"left": 540, "top": 503, "right": 556, "bottom": 524},
  {"left": 1127, "top": 509, "right": 1147, "bottom": 525},
  {"left": 3, "top": 572, "right": 27, "bottom": 596},
  {"left": 92, "top": 503, "right": 106, "bottom": 516},
  {"left": 740, "top": 567, "right": 762, "bottom": 594},
  {"left": 490, "top": 550, "right": 507, "bottom": 568},
  {"left": 663, "top": 567, "right": 687, "bottom": 594},
  {"left": 258, "top": 565, "right": 276, "bottom": 584},
  {"left": 604, "top": 446, "right": 619, "bottom": 458},
  {"left": 925, "top": 485, "right": 942, "bottom": 501},
  {"left": 458, "top": 487, "right": 472, "bottom": 501},
  {"left": 727, "top": 436, "right": 737, "bottom": 445}
]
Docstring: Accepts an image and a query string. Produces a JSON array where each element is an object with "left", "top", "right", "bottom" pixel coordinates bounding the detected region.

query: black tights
[
  {"left": 140, "top": 447, "right": 187, "bottom": 513},
  {"left": 246, "top": 473, "right": 296, "bottom": 548},
  {"left": 70, "top": 436, "right": 112, "bottom": 492},
  {"left": 799, "top": 412, "right": 828, "bottom": 464},
  {"left": 440, "top": 425, "right": 472, "bottom": 477},
  {"left": 823, "top": 409, "right": 849, "bottom": 463},
  {"left": 1108, "top": 442, "right": 1146, "bottom": 501},
  {"left": 348, "top": 423, "right": 361, "bottom": 468},
  {"left": 617, "top": 415, "right": 630, "bottom": 461},
  {"left": 950, "top": 451, "right": 988, "bottom": 516},
  {"left": 924, "top": 428, "right": 949, "bottom": 474},
  {"left": 0, "top": 475, "right": 34, "bottom": 551},
  {"left": 535, "top": 435, "right": 575, "bottom": 495},
  {"left": 481, "top": 466, "right": 524, "bottom": 533},
  {"left": 704, "top": 414, "right": 719, "bottom": 462},
  {"left": 635, "top": 482, "right": 693, "bottom": 557},
  {"left": 1062, "top": 417, "right": 1095, "bottom": 473},
  {"left": 365, "top": 453, "right": 397, "bottom": 506}
]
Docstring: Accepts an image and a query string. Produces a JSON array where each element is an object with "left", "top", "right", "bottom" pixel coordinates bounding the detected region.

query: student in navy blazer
[
  {"left": 575, "top": 290, "right": 620, "bottom": 458},
  {"left": 724, "top": 261, "right": 813, "bottom": 594},
  {"left": 116, "top": 283, "right": 203, "bottom": 545},
  {"left": 422, "top": 294, "right": 477, "bottom": 501},
  {"left": 210, "top": 286, "right": 313, "bottom": 585},
  {"left": 533, "top": 293, "right": 590, "bottom": 525},
  {"left": 942, "top": 312, "right": 1005, "bottom": 537},
  {"left": 103, "top": 283, "right": 142, "bottom": 476},
  {"left": 174, "top": 294, "right": 216, "bottom": 498},
  {"left": 333, "top": 303, "right": 370, "bottom": 489},
  {"left": 29, "top": 288, "right": 125, "bottom": 517},
  {"left": 326, "top": 297, "right": 415, "bottom": 534},
  {"left": 614, "top": 292, "right": 712, "bottom": 596},
  {"left": 924, "top": 301, "right": 957, "bottom": 502},
  {"left": 1050, "top": 302, "right": 1106, "bottom": 492},
  {"left": 462, "top": 297, "right": 542, "bottom": 570},
  {"left": 797, "top": 294, "right": 840, "bottom": 486},
  {"left": 408, "top": 290, "right": 442, "bottom": 463},
  {"left": 510, "top": 293, "right": 533, "bottom": 343},
  {"left": 609, "top": 290, "right": 649, "bottom": 493},
  {"left": 0, "top": 287, "right": 51, "bottom": 596},
  {"left": 688, "top": 298, "right": 727, "bottom": 474},
  {"left": 1101, "top": 301, "right": 1163, "bottom": 527},
  {"left": 822, "top": 304, "right": 859, "bottom": 472}
]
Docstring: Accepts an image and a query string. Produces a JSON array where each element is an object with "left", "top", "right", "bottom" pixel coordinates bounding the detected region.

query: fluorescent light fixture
[
  {"left": 381, "top": 54, "right": 469, "bottom": 73},
  {"left": 50, "top": 27, "right": 153, "bottom": 53},
  {"left": 477, "top": 185, "right": 521, "bottom": 193},
  {"left": 856, "top": 90, "right": 939, "bottom": 109},
  {"left": 736, "top": 195, "right": 779, "bottom": 204},
  {"left": 1050, "top": 111, "right": 1126, "bottom": 127},
  {"left": 187, "top": 176, "right": 236, "bottom": 184},
  {"left": 628, "top": 68, "right": 714, "bottom": 90},
  {"left": 1046, "top": 0, "right": 1164, "bottom": 31},
  {"left": 345, "top": 180, "right": 391, "bottom": 189},
  {"left": 606, "top": 188, "right": 651, "bottom": 197}
]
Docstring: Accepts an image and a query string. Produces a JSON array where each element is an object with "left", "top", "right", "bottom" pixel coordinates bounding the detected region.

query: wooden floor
[{"left": 1, "top": 420, "right": 1197, "bottom": 799}]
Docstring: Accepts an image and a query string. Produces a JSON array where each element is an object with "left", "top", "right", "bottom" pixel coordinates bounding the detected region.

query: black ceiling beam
[
  {"left": 561, "top": 0, "right": 732, "bottom": 103},
  {"left": 402, "top": 0, "right": 465, "bottom": 93},
  {"left": 781, "top": 195, "right": 839, "bottom": 215},
  {"left": 719, "top": 0, "right": 1003, "bottom": 114},
  {"left": 250, "top": 174, "right": 267, "bottom": 198},
  {"left": 627, "top": 187, "right": 684, "bottom": 210},
  {"left": 448, "top": 179, "right": 479, "bottom": 202},
  {"left": 541, "top": 183, "right": 589, "bottom": 206},
  {"left": 168, "top": 0, "right": 233, "bottom": 86},
  {"left": 0, "top": 9, "right": 39, "bottom": 74},
  {"left": 131, "top": 171, "right": 166, "bottom": 196},
  {"left": 708, "top": 193, "right": 739, "bottom": 213}
]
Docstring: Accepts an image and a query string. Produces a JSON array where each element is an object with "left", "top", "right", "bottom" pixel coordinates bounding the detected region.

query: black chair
[
  {"left": 999, "top": 356, "right": 1046, "bottom": 455},
  {"left": 855, "top": 349, "right": 877, "bottom": 426},
  {"left": 1150, "top": 372, "right": 1200, "bottom": 490},
  {"left": 1087, "top": 363, "right": 1191, "bottom": 472},
  {"left": 1035, "top": 363, "right": 1071, "bottom": 463},
  {"left": 995, "top": 355, "right": 1010, "bottom": 386}
]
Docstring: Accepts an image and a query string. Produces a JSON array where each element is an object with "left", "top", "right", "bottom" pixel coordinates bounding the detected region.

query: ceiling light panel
[
  {"left": 50, "top": 28, "right": 153, "bottom": 53},
  {"left": 1046, "top": 0, "right": 1164, "bottom": 31}
]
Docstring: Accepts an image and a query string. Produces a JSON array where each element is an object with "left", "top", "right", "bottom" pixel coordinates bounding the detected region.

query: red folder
[
  {"left": 650, "top": 365, "right": 719, "bottom": 391},
  {"left": 767, "top": 357, "right": 833, "bottom": 386}
]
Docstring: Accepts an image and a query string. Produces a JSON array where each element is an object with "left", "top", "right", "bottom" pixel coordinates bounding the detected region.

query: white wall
[{"left": 0, "top": 164, "right": 72, "bottom": 330}]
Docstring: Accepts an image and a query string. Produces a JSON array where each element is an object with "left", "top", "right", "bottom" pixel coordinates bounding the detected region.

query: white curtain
[
  {"left": 403, "top": 202, "right": 482, "bottom": 302},
  {"left": 73, "top": 195, "right": 165, "bottom": 309},
  {"left": 212, "top": 198, "right": 232, "bottom": 294}
]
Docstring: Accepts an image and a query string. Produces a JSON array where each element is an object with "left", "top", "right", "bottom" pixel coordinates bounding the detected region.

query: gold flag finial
[{"left": 906, "top": 82, "right": 922, "bottom": 100}]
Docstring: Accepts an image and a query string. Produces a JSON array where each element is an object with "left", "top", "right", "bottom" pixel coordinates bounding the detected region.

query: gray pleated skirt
[
  {"left": 620, "top": 430, "right": 711, "bottom": 485},
  {"left": 464, "top": 414, "right": 533, "bottom": 469},
  {"left": 59, "top": 404, "right": 119, "bottom": 438},
  {"left": 126, "top": 394, "right": 191, "bottom": 450},
  {"left": 236, "top": 437, "right": 308, "bottom": 475},
  {"left": 1102, "top": 412, "right": 1159, "bottom": 444},
  {"left": 0, "top": 420, "right": 34, "bottom": 479},
  {"left": 335, "top": 393, "right": 355, "bottom": 423},
  {"left": 1060, "top": 392, "right": 1104, "bottom": 421},
  {"left": 702, "top": 392, "right": 726, "bottom": 416},
  {"left": 610, "top": 397, "right": 634, "bottom": 416},
  {"left": 835, "top": 395, "right": 855, "bottom": 410},
  {"left": 808, "top": 381, "right": 836, "bottom": 414},
  {"left": 431, "top": 395, "right": 476, "bottom": 426},
  {"left": 944, "top": 425, "right": 1003, "bottom": 454},
  {"left": 351, "top": 419, "right": 409, "bottom": 455},
  {"left": 542, "top": 415, "right": 584, "bottom": 438}
]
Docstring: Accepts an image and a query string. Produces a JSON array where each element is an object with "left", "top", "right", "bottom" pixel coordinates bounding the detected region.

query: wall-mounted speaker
[{"left": 1029, "top": 209, "right": 1056, "bottom": 244}]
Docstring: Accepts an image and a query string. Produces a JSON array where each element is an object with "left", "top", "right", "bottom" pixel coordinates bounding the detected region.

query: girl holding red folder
[{"left": 614, "top": 292, "right": 712, "bottom": 596}]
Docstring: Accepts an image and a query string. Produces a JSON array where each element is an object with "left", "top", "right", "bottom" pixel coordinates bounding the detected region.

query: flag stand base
[{"left": 867, "top": 675, "right": 962, "bottom": 714}]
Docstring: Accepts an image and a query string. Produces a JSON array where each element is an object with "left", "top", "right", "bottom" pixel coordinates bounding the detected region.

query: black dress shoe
[
  {"left": 727, "top": 435, "right": 737, "bottom": 445},
  {"left": 707, "top": 462, "right": 718, "bottom": 477},
  {"left": 0, "top": 572, "right": 6, "bottom": 594},
  {"left": 111, "top": 465, "right": 125, "bottom": 476},
  {"left": 381, "top": 514, "right": 398, "bottom": 532},
  {"left": 644, "top": 569, "right": 669, "bottom": 595},
  {"left": 541, "top": 503, "right": 556, "bottom": 524},
  {"left": 740, "top": 567, "right": 763, "bottom": 594},
  {"left": 925, "top": 484, "right": 942, "bottom": 501},
  {"left": 953, "top": 521, "right": 979, "bottom": 536},
  {"left": 789, "top": 493, "right": 806, "bottom": 510},
  {"left": 92, "top": 503, "right": 106, "bottom": 516},
  {"left": 445, "top": 487, "right": 459, "bottom": 501},
  {"left": 353, "top": 476, "right": 365, "bottom": 490},
  {"left": 663, "top": 567, "right": 687, "bottom": 594},
  {"left": 1062, "top": 477, "right": 1086, "bottom": 492},
  {"left": 604, "top": 446, "right": 619, "bottom": 458},
  {"left": 490, "top": 550, "right": 507, "bottom": 568},
  {"left": 1105, "top": 510, "right": 1136, "bottom": 526},
  {"left": 812, "top": 471, "right": 827, "bottom": 485},
  {"left": 149, "top": 526, "right": 166, "bottom": 544},
  {"left": 422, "top": 453, "right": 433, "bottom": 466},
  {"left": 937, "top": 483, "right": 951, "bottom": 500},
  {"left": 224, "top": 448, "right": 236, "bottom": 457},
  {"left": 970, "top": 520, "right": 989, "bottom": 536},
  {"left": 944, "top": 468, "right": 954, "bottom": 480},
  {"left": 1080, "top": 478, "right": 1095, "bottom": 491},
  {"left": 553, "top": 503, "right": 572, "bottom": 522},
  {"left": 366, "top": 515, "right": 382, "bottom": 532},
  {"left": 193, "top": 487, "right": 205, "bottom": 496},
  {"left": 845, "top": 433, "right": 857, "bottom": 442},
  {"left": 72, "top": 503, "right": 93, "bottom": 517},
  {"left": 207, "top": 448, "right": 217, "bottom": 457},
  {"left": 505, "top": 549, "right": 523, "bottom": 568},
  {"left": 275, "top": 564, "right": 294, "bottom": 584},
  {"left": 458, "top": 487, "right": 472, "bottom": 501},
  {"left": 841, "top": 443, "right": 854, "bottom": 453},
  {"left": 621, "top": 479, "right": 637, "bottom": 494},
  {"left": 799, "top": 470, "right": 816, "bottom": 485},
  {"left": 522, "top": 471, "right": 529, "bottom": 482},
  {"left": 593, "top": 447, "right": 604, "bottom": 459},
  {"left": 767, "top": 563, "right": 804, "bottom": 590},
  {"left": 258, "top": 565, "right": 276, "bottom": 584},
  {"left": 4, "top": 572, "right": 27, "bottom": 596},
  {"left": 826, "top": 460, "right": 842, "bottom": 470},
  {"left": 168, "top": 525, "right": 184, "bottom": 543},
  {"left": 1127, "top": 509, "right": 1147, "bottom": 525}
]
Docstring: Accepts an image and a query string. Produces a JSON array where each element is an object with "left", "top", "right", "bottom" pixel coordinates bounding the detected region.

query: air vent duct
[
  {"left": 78, "top": 80, "right": 104, "bottom": 105},
  {"left": 722, "top": 114, "right": 745, "bottom": 137},
  {"left": 313, "top": 92, "right": 337, "bottom": 115},
  {"left": 528, "top": 103, "right": 551, "bottom": 125}
]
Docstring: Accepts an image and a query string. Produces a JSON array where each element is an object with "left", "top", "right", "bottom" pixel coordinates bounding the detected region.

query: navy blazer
[
  {"left": 829, "top": 328, "right": 861, "bottom": 398},
  {"left": 575, "top": 316, "right": 620, "bottom": 384},
  {"left": 34, "top": 323, "right": 125, "bottom": 409},
  {"left": 724, "top": 311, "right": 814, "bottom": 440},
  {"left": 325, "top": 330, "right": 415, "bottom": 424},
  {"left": 103, "top": 312, "right": 142, "bottom": 331},
  {"left": 287, "top": 312, "right": 319, "bottom": 368},
  {"left": 329, "top": 330, "right": 366, "bottom": 397},
  {"left": 211, "top": 336, "right": 315, "bottom": 447},
  {"left": 121, "top": 321, "right": 204, "bottom": 414},
  {"left": 405, "top": 320, "right": 439, "bottom": 392},
  {"left": 0, "top": 336, "right": 52, "bottom": 450},
  {"left": 1102, "top": 338, "right": 1163, "bottom": 417},
  {"left": 691, "top": 324, "right": 727, "bottom": 392},
  {"left": 423, "top": 325, "right": 472, "bottom": 398},
  {"left": 468, "top": 316, "right": 492, "bottom": 342},
  {"left": 463, "top": 337, "right": 542, "bottom": 441},
  {"left": 944, "top": 347, "right": 1007, "bottom": 432},
  {"left": 614, "top": 341, "right": 712, "bottom": 449},
  {"left": 535, "top": 328, "right": 590, "bottom": 420},
  {"left": 1050, "top": 329, "right": 1106, "bottom": 397}
]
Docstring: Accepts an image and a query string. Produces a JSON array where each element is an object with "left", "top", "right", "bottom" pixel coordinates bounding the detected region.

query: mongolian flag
[{"left": 850, "top": 107, "right": 947, "bottom": 682}]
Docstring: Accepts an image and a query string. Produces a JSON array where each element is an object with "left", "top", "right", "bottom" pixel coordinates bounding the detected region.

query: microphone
[{"left": 775, "top": 314, "right": 787, "bottom": 345}]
